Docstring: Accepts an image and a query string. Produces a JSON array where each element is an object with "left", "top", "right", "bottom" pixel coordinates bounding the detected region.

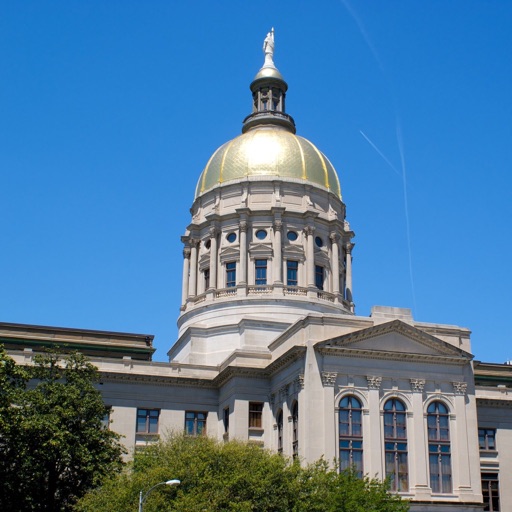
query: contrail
[
  {"left": 395, "top": 118, "right": 417, "bottom": 315},
  {"left": 359, "top": 130, "right": 401, "bottom": 177}
]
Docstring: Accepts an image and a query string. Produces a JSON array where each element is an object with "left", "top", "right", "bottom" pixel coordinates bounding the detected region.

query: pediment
[
  {"left": 219, "top": 246, "right": 240, "bottom": 263},
  {"left": 283, "top": 245, "right": 305, "bottom": 260},
  {"left": 316, "top": 320, "right": 472, "bottom": 361},
  {"left": 248, "top": 243, "right": 273, "bottom": 258}
]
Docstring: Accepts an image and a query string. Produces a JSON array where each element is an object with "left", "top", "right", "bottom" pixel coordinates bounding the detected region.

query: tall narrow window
[
  {"left": 427, "top": 401, "right": 452, "bottom": 493},
  {"left": 482, "top": 473, "right": 500, "bottom": 511},
  {"left": 255, "top": 259, "right": 267, "bottom": 285},
  {"left": 315, "top": 265, "right": 324, "bottom": 290},
  {"left": 277, "top": 409, "right": 283, "bottom": 453},
  {"left": 479, "top": 428, "right": 496, "bottom": 451},
  {"left": 339, "top": 396, "right": 363, "bottom": 477},
  {"left": 383, "top": 398, "right": 408, "bottom": 492},
  {"left": 185, "top": 411, "right": 207, "bottom": 436},
  {"left": 137, "top": 409, "right": 159, "bottom": 434},
  {"left": 249, "top": 402, "right": 263, "bottom": 428},
  {"left": 223, "top": 407, "right": 229, "bottom": 434},
  {"left": 204, "top": 268, "right": 210, "bottom": 289},
  {"left": 287, "top": 260, "right": 298, "bottom": 286},
  {"left": 226, "top": 261, "right": 236, "bottom": 287},
  {"left": 292, "top": 401, "right": 299, "bottom": 458}
]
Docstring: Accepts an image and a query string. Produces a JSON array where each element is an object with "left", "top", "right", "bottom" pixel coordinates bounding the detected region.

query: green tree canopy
[
  {"left": 0, "top": 347, "right": 125, "bottom": 512},
  {"left": 76, "top": 433, "right": 409, "bottom": 512}
]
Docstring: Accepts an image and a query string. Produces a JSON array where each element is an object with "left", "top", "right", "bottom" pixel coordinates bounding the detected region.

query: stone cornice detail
[
  {"left": 100, "top": 372, "right": 216, "bottom": 389},
  {"left": 321, "top": 371, "right": 338, "bottom": 387},
  {"left": 266, "top": 346, "right": 307, "bottom": 376},
  {"left": 476, "top": 398, "right": 512, "bottom": 408}
]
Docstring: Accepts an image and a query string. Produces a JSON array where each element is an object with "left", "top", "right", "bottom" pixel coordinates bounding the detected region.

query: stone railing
[
  {"left": 317, "top": 291, "right": 335, "bottom": 303},
  {"left": 283, "top": 286, "right": 308, "bottom": 297},
  {"left": 216, "top": 288, "right": 237, "bottom": 298},
  {"left": 248, "top": 285, "right": 273, "bottom": 295}
]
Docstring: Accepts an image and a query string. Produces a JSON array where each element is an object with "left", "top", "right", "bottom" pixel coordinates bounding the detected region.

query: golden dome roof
[{"left": 195, "top": 126, "right": 341, "bottom": 199}]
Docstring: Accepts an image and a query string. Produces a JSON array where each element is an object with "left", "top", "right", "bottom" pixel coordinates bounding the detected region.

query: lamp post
[{"left": 138, "top": 479, "right": 180, "bottom": 512}]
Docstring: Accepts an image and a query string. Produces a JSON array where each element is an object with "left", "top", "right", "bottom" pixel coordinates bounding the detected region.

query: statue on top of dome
[{"left": 263, "top": 28, "right": 275, "bottom": 67}]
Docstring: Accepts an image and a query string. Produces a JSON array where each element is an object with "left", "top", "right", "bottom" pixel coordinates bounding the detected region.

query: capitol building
[{"left": 3, "top": 31, "right": 511, "bottom": 512}]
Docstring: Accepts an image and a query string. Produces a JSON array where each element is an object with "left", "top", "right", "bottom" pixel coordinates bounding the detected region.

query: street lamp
[{"left": 138, "top": 479, "right": 180, "bottom": 512}]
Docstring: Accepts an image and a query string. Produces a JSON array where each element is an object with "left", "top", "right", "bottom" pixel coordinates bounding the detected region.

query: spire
[{"left": 242, "top": 29, "right": 296, "bottom": 134}]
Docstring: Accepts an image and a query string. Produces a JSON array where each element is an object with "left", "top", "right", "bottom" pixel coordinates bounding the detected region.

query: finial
[{"left": 262, "top": 27, "right": 275, "bottom": 67}]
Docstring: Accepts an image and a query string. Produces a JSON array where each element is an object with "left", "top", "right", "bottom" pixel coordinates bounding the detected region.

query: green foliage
[
  {"left": 76, "top": 432, "right": 409, "bottom": 512},
  {"left": 0, "top": 347, "right": 125, "bottom": 512}
]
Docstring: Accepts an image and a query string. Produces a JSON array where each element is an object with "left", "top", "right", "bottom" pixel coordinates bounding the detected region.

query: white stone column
[
  {"left": 409, "top": 379, "right": 431, "bottom": 500},
  {"left": 209, "top": 227, "right": 218, "bottom": 290},
  {"left": 273, "top": 220, "right": 283, "bottom": 284},
  {"left": 366, "top": 376, "right": 382, "bottom": 478},
  {"left": 451, "top": 382, "right": 473, "bottom": 498},
  {"left": 344, "top": 242, "right": 354, "bottom": 304},
  {"left": 330, "top": 232, "right": 340, "bottom": 297},
  {"left": 305, "top": 226, "right": 315, "bottom": 287},
  {"left": 181, "top": 246, "right": 190, "bottom": 306},
  {"left": 188, "top": 239, "right": 198, "bottom": 298},
  {"left": 239, "top": 220, "right": 248, "bottom": 285}
]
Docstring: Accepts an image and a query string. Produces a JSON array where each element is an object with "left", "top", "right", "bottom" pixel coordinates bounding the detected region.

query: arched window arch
[
  {"left": 291, "top": 401, "right": 298, "bottom": 458},
  {"left": 276, "top": 409, "right": 283, "bottom": 454},
  {"left": 427, "top": 401, "right": 452, "bottom": 493},
  {"left": 383, "top": 398, "right": 408, "bottom": 492},
  {"left": 339, "top": 395, "right": 363, "bottom": 477}
]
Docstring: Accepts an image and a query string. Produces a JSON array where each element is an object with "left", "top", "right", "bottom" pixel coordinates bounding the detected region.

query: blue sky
[{"left": 1, "top": 1, "right": 511, "bottom": 362}]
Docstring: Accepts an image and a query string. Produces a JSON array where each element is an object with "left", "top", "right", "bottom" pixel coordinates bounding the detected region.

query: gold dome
[{"left": 195, "top": 126, "right": 342, "bottom": 199}]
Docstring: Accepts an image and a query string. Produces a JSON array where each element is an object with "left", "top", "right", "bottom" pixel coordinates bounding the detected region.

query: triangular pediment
[
  {"left": 248, "top": 243, "right": 273, "bottom": 258},
  {"left": 219, "top": 246, "right": 240, "bottom": 263},
  {"left": 316, "top": 320, "right": 472, "bottom": 362},
  {"left": 283, "top": 245, "right": 305, "bottom": 260}
]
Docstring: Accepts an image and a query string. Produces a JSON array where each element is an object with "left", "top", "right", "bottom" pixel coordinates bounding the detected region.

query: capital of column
[
  {"left": 273, "top": 219, "right": 283, "bottom": 232},
  {"left": 209, "top": 226, "right": 218, "bottom": 238},
  {"left": 329, "top": 232, "right": 340, "bottom": 244},
  {"left": 452, "top": 381, "right": 467, "bottom": 395},
  {"left": 190, "top": 238, "right": 200, "bottom": 248},
  {"left": 410, "top": 378, "right": 426, "bottom": 392},
  {"left": 239, "top": 220, "right": 248, "bottom": 233},
  {"left": 321, "top": 371, "right": 338, "bottom": 387},
  {"left": 183, "top": 247, "right": 191, "bottom": 259},
  {"left": 303, "top": 225, "right": 315, "bottom": 237},
  {"left": 344, "top": 242, "right": 355, "bottom": 254},
  {"left": 366, "top": 375, "right": 382, "bottom": 389}
]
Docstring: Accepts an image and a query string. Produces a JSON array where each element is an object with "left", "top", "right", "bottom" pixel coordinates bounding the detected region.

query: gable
[{"left": 316, "top": 320, "right": 472, "bottom": 362}]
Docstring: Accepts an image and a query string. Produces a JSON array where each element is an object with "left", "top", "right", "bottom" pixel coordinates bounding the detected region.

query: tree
[
  {"left": 0, "top": 346, "right": 125, "bottom": 512},
  {"left": 76, "top": 433, "right": 409, "bottom": 512}
]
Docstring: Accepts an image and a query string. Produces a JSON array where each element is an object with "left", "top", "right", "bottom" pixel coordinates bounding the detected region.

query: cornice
[
  {"left": 316, "top": 346, "right": 468, "bottom": 366},
  {"left": 100, "top": 371, "right": 216, "bottom": 389},
  {"left": 476, "top": 398, "right": 512, "bottom": 408}
]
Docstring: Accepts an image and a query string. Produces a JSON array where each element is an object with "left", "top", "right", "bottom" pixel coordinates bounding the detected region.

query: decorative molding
[
  {"left": 366, "top": 376, "right": 382, "bottom": 389},
  {"left": 321, "top": 371, "right": 338, "bottom": 387},
  {"left": 279, "top": 384, "right": 289, "bottom": 400},
  {"left": 452, "top": 381, "right": 467, "bottom": 395},
  {"left": 410, "top": 378, "right": 426, "bottom": 392}
]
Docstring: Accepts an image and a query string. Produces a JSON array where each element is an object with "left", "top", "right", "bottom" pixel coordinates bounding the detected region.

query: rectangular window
[
  {"left": 249, "top": 402, "right": 263, "bottom": 428},
  {"left": 204, "top": 268, "right": 210, "bottom": 289},
  {"left": 255, "top": 259, "right": 267, "bottom": 285},
  {"left": 315, "top": 265, "right": 324, "bottom": 290},
  {"left": 226, "top": 261, "right": 236, "bottom": 287},
  {"left": 287, "top": 260, "right": 298, "bottom": 286},
  {"left": 185, "top": 411, "right": 207, "bottom": 436},
  {"left": 137, "top": 409, "right": 159, "bottom": 434},
  {"left": 482, "top": 473, "right": 500, "bottom": 511},
  {"left": 479, "top": 428, "right": 496, "bottom": 451},
  {"left": 223, "top": 407, "right": 229, "bottom": 434}
]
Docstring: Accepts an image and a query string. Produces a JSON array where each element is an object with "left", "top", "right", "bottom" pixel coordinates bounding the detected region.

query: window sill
[{"left": 248, "top": 427, "right": 264, "bottom": 433}]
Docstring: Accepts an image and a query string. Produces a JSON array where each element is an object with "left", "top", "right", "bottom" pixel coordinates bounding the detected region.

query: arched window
[
  {"left": 383, "top": 398, "right": 408, "bottom": 492},
  {"left": 277, "top": 409, "right": 283, "bottom": 454},
  {"left": 427, "top": 401, "right": 452, "bottom": 493},
  {"left": 291, "top": 401, "right": 298, "bottom": 458},
  {"left": 339, "top": 395, "right": 363, "bottom": 477}
]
